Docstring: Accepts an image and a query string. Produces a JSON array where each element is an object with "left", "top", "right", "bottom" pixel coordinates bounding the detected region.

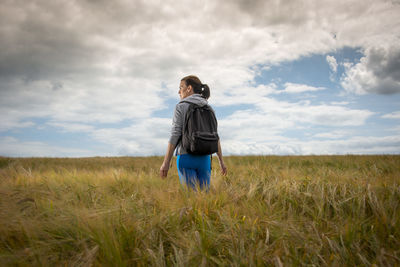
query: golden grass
[{"left": 0, "top": 155, "right": 399, "bottom": 266}]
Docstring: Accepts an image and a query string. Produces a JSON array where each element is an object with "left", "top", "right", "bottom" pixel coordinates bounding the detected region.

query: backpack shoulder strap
[{"left": 180, "top": 101, "right": 198, "bottom": 127}]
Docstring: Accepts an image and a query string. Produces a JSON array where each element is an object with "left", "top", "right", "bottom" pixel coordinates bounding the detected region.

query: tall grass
[{"left": 0, "top": 155, "right": 399, "bottom": 266}]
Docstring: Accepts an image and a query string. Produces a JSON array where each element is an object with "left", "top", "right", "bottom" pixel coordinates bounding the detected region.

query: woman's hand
[
  {"left": 216, "top": 140, "right": 227, "bottom": 176},
  {"left": 219, "top": 161, "right": 227, "bottom": 176},
  {"left": 160, "top": 162, "right": 169, "bottom": 178},
  {"left": 160, "top": 143, "right": 176, "bottom": 179}
]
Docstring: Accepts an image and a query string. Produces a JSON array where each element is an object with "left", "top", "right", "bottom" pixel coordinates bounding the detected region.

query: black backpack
[{"left": 181, "top": 102, "right": 219, "bottom": 155}]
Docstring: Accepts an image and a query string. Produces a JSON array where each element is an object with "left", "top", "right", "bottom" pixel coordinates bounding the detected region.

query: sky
[{"left": 1, "top": 0, "right": 400, "bottom": 157}]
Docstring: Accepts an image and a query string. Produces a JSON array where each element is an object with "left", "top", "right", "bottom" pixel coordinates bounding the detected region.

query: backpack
[{"left": 181, "top": 102, "right": 219, "bottom": 155}]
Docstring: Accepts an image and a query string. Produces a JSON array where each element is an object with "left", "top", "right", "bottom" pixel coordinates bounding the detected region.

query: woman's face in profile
[{"left": 178, "top": 81, "right": 191, "bottom": 99}]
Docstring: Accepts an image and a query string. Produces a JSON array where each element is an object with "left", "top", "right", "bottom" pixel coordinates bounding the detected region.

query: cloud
[
  {"left": 47, "top": 122, "right": 95, "bottom": 132},
  {"left": 0, "top": 136, "right": 93, "bottom": 157},
  {"left": 218, "top": 99, "right": 374, "bottom": 144},
  {"left": 1, "top": 1, "right": 398, "bottom": 92},
  {"left": 219, "top": 135, "right": 400, "bottom": 155},
  {"left": 326, "top": 55, "right": 338, "bottom": 72},
  {"left": 0, "top": 118, "right": 35, "bottom": 132},
  {"left": 38, "top": 96, "right": 375, "bottom": 156},
  {"left": 341, "top": 45, "right": 400, "bottom": 94},
  {"left": 313, "top": 130, "right": 350, "bottom": 139},
  {"left": 2, "top": 0, "right": 398, "bottom": 83},
  {"left": 382, "top": 111, "right": 400, "bottom": 119},
  {"left": 0, "top": 77, "right": 164, "bottom": 132},
  {"left": 280, "top": 83, "right": 326, "bottom": 94},
  {"left": 222, "top": 140, "right": 303, "bottom": 155},
  {"left": 211, "top": 84, "right": 277, "bottom": 107},
  {"left": 329, "top": 101, "right": 350, "bottom": 106},
  {"left": 45, "top": 118, "right": 173, "bottom": 156},
  {"left": 90, "top": 118, "right": 171, "bottom": 156},
  {"left": 299, "top": 135, "right": 400, "bottom": 155},
  {"left": 0, "top": 0, "right": 399, "bottom": 156},
  {"left": 256, "top": 99, "right": 373, "bottom": 127}
]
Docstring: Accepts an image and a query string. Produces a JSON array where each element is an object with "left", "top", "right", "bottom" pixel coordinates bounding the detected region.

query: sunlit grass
[{"left": 0, "top": 155, "right": 399, "bottom": 266}]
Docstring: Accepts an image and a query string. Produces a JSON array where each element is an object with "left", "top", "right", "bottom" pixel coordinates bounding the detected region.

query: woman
[{"left": 160, "top": 75, "right": 227, "bottom": 190}]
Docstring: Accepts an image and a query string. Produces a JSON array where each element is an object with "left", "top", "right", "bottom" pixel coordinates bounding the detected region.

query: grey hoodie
[{"left": 169, "top": 94, "right": 212, "bottom": 155}]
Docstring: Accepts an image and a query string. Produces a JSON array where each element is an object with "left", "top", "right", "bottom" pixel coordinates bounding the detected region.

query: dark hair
[{"left": 181, "top": 75, "right": 210, "bottom": 100}]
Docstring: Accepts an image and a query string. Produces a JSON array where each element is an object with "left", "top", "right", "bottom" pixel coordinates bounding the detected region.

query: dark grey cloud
[
  {"left": 0, "top": 0, "right": 178, "bottom": 81},
  {"left": 1, "top": 0, "right": 398, "bottom": 83},
  {"left": 235, "top": 0, "right": 313, "bottom": 26},
  {"left": 0, "top": 0, "right": 177, "bottom": 131},
  {"left": 369, "top": 47, "right": 400, "bottom": 90},
  {"left": 0, "top": 1, "right": 105, "bottom": 81},
  {"left": 341, "top": 45, "right": 400, "bottom": 94}
]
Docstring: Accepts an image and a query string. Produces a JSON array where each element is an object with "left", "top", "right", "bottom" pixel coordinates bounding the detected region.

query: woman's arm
[
  {"left": 160, "top": 104, "right": 183, "bottom": 178},
  {"left": 160, "top": 142, "right": 176, "bottom": 178},
  {"left": 216, "top": 140, "right": 227, "bottom": 175}
]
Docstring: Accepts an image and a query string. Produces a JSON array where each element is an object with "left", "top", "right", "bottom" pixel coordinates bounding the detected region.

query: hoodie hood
[{"left": 179, "top": 93, "right": 208, "bottom": 107}]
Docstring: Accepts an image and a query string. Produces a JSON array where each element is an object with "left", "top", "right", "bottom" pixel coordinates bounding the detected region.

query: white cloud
[
  {"left": 211, "top": 84, "right": 277, "bottom": 107},
  {"left": 221, "top": 135, "right": 400, "bottom": 155},
  {"left": 298, "top": 135, "right": 400, "bottom": 155},
  {"left": 0, "top": 136, "right": 94, "bottom": 157},
  {"left": 388, "top": 125, "right": 400, "bottom": 133},
  {"left": 90, "top": 118, "right": 171, "bottom": 156},
  {"left": 0, "top": 118, "right": 35, "bottom": 132},
  {"left": 36, "top": 96, "right": 375, "bottom": 156},
  {"left": 382, "top": 111, "right": 400, "bottom": 119},
  {"left": 47, "top": 122, "right": 95, "bottom": 132},
  {"left": 218, "top": 100, "right": 374, "bottom": 151},
  {"left": 222, "top": 140, "right": 303, "bottom": 155},
  {"left": 254, "top": 98, "right": 373, "bottom": 127},
  {"left": 313, "top": 130, "right": 350, "bottom": 139},
  {"left": 0, "top": 77, "right": 164, "bottom": 132},
  {"left": 0, "top": 116, "right": 172, "bottom": 157},
  {"left": 280, "top": 83, "right": 326, "bottom": 94},
  {"left": 326, "top": 55, "right": 338, "bottom": 72},
  {"left": 330, "top": 101, "right": 350, "bottom": 106}
]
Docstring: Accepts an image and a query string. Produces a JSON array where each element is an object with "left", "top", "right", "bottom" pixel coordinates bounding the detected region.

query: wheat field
[{"left": 0, "top": 155, "right": 399, "bottom": 266}]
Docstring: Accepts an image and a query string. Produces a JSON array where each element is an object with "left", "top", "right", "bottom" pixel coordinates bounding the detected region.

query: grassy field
[{"left": 0, "top": 155, "right": 399, "bottom": 266}]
